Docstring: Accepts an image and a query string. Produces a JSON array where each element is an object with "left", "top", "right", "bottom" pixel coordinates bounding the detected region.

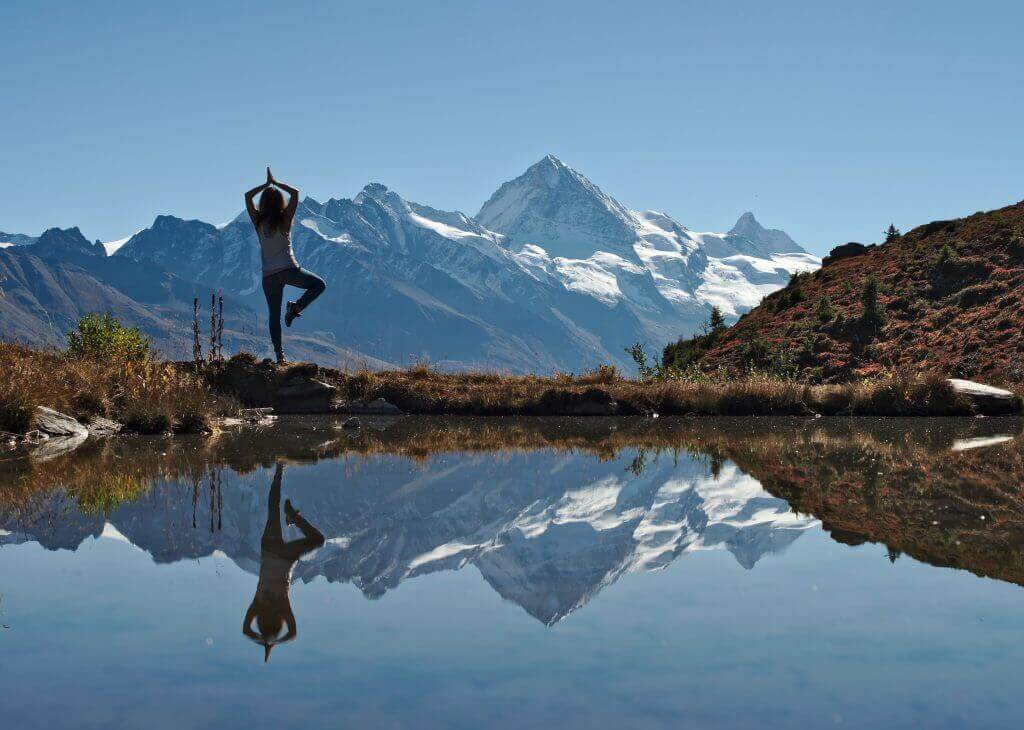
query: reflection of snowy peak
[
  {"left": 2, "top": 450, "right": 815, "bottom": 625},
  {"left": 468, "top": 459, "right": 815, "bottom": 623}
]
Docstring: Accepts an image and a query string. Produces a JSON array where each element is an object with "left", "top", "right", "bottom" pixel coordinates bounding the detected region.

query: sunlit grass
[{"left": 0, "top": 343, "right": 236, "bottom": 434}]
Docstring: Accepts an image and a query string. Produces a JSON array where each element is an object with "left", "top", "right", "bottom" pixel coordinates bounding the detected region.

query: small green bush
[
  {"left": 859, "top": 277, "right": 886, "bottom": 329},
  {"left": 936, "top": 243, "right": 956, "bottom": 266},
  {"left": 67, "top": 314, "right": 151, "bottom": 361},
  {"left": 626, "top": 342, "right": 658, "bottom": 380},
  {"left": 772, "top": 277, "right": 805, "bottom": 311},
  {"left": 662, "top": 308, "right": 731, "bottom": 373},
  {"left": 815, "top": 296, "right": 836, "bottom": 324}
]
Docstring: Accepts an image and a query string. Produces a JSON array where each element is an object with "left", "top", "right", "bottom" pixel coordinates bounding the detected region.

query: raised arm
[
  {"left": 280, "top": 608, "right": 297, "bottom": 643},
  {"left": 241, "top": 604, "right": 260, "bottom": 640},
  {"left": 244, "top": 178, "right": 271, "bottom": 226},
  {"left": 267, "top": 168, "right": 299, "bottom": 224}
]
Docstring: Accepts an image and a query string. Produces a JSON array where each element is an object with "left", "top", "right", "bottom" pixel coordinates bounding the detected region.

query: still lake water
[{"left": 2, "top": 415, "right": 1024, "bottom": 729}]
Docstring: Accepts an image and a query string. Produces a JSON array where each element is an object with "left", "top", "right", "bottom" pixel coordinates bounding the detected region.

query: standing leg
[
  {"left": 261, "top": 463, "right": 285, "bottom": 549},
  {"left": 261, "top": 272, "right": 285, "bottom": 362}
]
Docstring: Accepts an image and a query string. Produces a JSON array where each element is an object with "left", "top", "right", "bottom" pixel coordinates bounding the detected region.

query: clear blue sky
[{"left": 3, "top": 0, "right": 1022, "bottom": 255}]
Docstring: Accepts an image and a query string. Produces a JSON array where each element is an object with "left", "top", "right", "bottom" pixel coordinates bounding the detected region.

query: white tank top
[{"left": 257, "top": 224, "right": 299, "bottom": 276}]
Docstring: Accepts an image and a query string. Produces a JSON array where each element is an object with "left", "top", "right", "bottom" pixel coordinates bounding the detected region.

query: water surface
[{"left": 2, "top": 416, "right": 1024, "bottom": 729}]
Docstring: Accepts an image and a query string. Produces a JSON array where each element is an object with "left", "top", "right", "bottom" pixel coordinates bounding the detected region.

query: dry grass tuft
[
  {"left": 0, "top": 343, "right": 236, "bottom": 434},
  {"left": 312, "top": 363, "right": 995, "bottom": 417}
]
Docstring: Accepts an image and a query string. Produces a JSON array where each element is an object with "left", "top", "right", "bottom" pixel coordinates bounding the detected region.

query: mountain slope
[
  {"left": 687, "top": 200, "right": 1024, "bottom": 381},
  {"left": 0, "top": 246, "right": 172, "bottom": 347},
  {"left": 0, "top": 227, "right": 370, "bottom": 363}
]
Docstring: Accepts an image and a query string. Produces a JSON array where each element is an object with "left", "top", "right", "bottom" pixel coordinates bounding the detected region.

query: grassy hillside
[{"left": 667, "top": 200, "right": 1024, "bottom": 382}]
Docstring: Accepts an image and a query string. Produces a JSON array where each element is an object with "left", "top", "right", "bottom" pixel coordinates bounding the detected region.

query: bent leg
[
  {"left": 281, "top": 523, "right": 325, "bottom": 560},
  {"left": 293, "top": 514, "right": 325, "bottom": 547},
  {"left": 262, "top": 273, "right": 285, "bottom": 360},
  {"left": 280, "top": 501, "right": 325, "bottom": 560}
]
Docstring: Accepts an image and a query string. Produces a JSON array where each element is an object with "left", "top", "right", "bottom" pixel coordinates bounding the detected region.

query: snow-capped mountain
[
  {"left": 478, "top": 155, "right": 819, "bottom": 341},
  {"left": 0, "top": 231, "right": 37, "bottom": 248},
  {"left": 3, "top": 156, "right": 819, "bottom": 370},
  {"left": 0, "top": 448, "right": 816, "bottom": 625}
]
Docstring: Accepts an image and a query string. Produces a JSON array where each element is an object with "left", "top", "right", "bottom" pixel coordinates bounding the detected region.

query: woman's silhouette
[
  {"left": 245, "top": 168, "right": 326, "bottom": 364},
  {"left": 242, "top": 462, "right": 325, "bottom": 662}
]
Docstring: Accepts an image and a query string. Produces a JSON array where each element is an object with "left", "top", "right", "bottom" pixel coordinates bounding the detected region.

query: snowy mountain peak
[
  {"left": 730, "top": 211, "right": 760, "bottom": 231},
  {"left": 357, "top": 182, "right": 391, "bottom": 200},
  {"left": 354, "top": 183, "right": 413, "bottom": 215},
  {"left": 475, "top": 155, "right": 637, "bottom": 258},
  {"left": 727, "top": 211, "right": 803, "bottom": 255},
  {"left": 300, "top": 196, "right": 324, "bottom": 215}
]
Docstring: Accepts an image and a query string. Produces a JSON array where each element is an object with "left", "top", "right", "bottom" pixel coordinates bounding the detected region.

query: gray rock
[
  {"left": 342, "top": 417, "right": 361, "bottom": 429},
  {"left": 86, "top": 416, "right": 123, "bottom": 437},
  {"left": 948, "top": 379, "right": 1021, "bottom": 415},
  {"left": 273, "top": 378, "right": 342, "bottom": 414},
  {"left": 34, "top": 407, "right": 88, "bottom": 437},
  {"left": 822, "top": 241, "right": 871, "bottom": 266}
]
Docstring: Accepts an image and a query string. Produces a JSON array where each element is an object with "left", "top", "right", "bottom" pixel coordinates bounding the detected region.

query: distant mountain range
[{"left": 1, "top": 156, "right": 818, "bottom": 371}]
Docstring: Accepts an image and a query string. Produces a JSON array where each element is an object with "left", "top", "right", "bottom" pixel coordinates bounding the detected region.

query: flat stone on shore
[
  {"left": 34, "top": 407, "right": 89, "bottom": 437},
  {"left": 947, "top": 378, "right": 1021, "bottom": 415}
]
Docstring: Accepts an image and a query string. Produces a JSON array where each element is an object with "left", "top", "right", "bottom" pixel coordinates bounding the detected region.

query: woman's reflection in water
[{"left": 243, "top": 462, "right": 325, "bottom": 662}]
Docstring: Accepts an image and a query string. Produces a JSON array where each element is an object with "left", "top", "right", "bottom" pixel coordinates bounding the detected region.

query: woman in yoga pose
[
  {"left": 242, "top": 462, "right": 326, "bottom": 662},
  {"left": 245, "top": 168, "right": 326, "bottom": 363}
]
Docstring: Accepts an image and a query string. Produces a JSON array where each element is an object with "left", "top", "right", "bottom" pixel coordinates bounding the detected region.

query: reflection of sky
[
  {"left": 1, "top": 448, "right": 1023, "bottom": 728},
  {"left": 4, "top": 526, "right": 1024, "bottom": 728}
]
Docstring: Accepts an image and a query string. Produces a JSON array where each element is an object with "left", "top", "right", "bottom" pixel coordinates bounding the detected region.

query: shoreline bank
[
  {"left": 205, "top": 355, "right": 1022, "bottom": 419},
  {"left": 4, "top": 348, "right": 1022, "bottom": 458}
]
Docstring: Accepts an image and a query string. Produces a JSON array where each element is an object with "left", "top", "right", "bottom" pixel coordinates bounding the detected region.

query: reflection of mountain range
[{"left": 0, "top": 446, "right": 813, "bottom": 625}]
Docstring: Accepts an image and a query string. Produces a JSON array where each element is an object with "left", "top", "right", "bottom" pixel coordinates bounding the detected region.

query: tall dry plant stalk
[
  {"left": 192, "top": 298, "right": 202, "bottom": 367},
  {"left": 209, "top": 293, "right": 216, "bottom": 364},
  {"left": 216, "top": 294, "right": 224, "bottom": 362}
]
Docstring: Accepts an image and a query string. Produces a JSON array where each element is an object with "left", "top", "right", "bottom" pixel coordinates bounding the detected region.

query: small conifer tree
[
  {"left": 860, "top": 277, "right": 885, "bottom": 329},
  {"left": 708, "top": 306, "right": 726, "bottom": 332}
]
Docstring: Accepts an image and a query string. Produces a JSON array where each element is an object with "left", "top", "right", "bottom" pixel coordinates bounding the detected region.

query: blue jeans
[{"left": 261, "top": 267, "right": 326, "bottom": 359}]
